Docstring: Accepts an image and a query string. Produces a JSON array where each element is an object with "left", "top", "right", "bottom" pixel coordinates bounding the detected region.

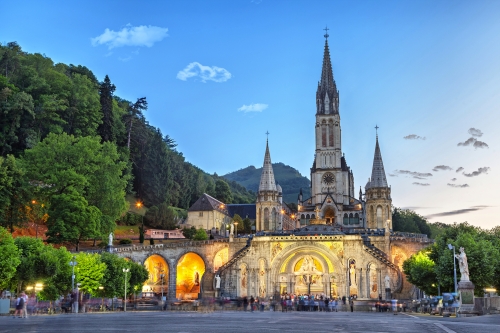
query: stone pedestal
[
  {"left": 385, "top": 288, "right": 391, "bottom": 301},
  {"left": 457, "top": 280, "right": 478, "bottom": 317}
]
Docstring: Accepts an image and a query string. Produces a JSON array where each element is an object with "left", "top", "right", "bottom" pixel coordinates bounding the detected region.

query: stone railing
[{"left": 113, "top": 238, "right": 230, "bottom": 253}]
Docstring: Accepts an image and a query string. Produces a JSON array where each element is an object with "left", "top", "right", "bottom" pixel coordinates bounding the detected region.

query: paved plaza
[{"left": 1, "top": 311, "right": 499, "bottom": 333}]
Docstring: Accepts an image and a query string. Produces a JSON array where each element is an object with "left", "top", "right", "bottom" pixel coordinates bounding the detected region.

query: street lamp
[
  {"left": 233, "top": 222, "right": 238, "bottom": 237},
  {"left": 123, "top": 268, "right": 130, "bottom": 311},
  {"left": 136, "top": 201, "right": 144, "bottom": 243},
  {"left": 447, "top": 244, "right": 458, "bottom": 295},
  {"left": 69, "top": 257, "right": 77, "bottom": 313}
]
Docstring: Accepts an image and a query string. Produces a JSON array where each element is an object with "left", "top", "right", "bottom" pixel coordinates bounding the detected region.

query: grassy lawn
[{"left": 114, "top": 225, "right": 139, "bottom": 237}]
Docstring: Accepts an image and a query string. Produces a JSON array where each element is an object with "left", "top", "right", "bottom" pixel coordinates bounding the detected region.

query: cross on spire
[
  {"left": 265, "top": 131, "right": 270, "bottom": 141},
  {"left": 375, "top": 125, "right": 379, "bottom": 137},
  {"left": 323, "top": 26, "right": 329, "bottom": 39}
]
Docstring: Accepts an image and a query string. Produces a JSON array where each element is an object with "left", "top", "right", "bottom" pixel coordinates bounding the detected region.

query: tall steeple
[
  {"left": 259, "top": 139, "right": 277, "bottom": 192},
  {"left": 367, "top": 130, "right": 388, "bottom": 189},
  {"left": 316, "top": 27, "right": 339, "bottom": 115}
]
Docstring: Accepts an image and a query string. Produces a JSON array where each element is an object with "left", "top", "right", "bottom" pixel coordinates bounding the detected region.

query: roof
[
  {"left": 188, "top": 193, "right": 229, "bottom": 215},
  {"left": 259, "top": 140, "right": 277, "bottom": 192},
  {"left": 366, "top": 136, "right": 388, "bottom": 189},
  {"left": 226, "top": 204, "right": 256, "bottom": 220}
]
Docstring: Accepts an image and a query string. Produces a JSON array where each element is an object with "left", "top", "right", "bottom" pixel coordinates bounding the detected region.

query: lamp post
[
  {"left": 447, "top": 244, "right": 458, "bottom": 295},
  {"left": 136, "top": 202, "right": 144, "bottom": 243},
  {"left": 234, "top": 222, "right": 238, "bottom": 237},
  {"left": 69, "top": 257, "right": 77, "bottom": 313},
  {"left": 123, "top": 268, "right": 130, "bottom": 311}
]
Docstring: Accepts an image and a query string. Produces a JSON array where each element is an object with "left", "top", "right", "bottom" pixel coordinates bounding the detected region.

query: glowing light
[{"left": 136, "top": 201, "right": 142, "bottom": 208}]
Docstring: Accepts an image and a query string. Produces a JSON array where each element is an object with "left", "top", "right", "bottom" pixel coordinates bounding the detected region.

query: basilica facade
[{"left": 114, "top": 34, "right": 432, "bottom": 304}]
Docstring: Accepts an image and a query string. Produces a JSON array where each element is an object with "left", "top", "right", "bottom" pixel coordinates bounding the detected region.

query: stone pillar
[
  {"left": 358, "top": 268, "right": 363, "bottom": 298},
  {"left": 168, "top": 260, "right": 177, "bottom": 301},
  {"left": 457, "top": 280, "right": 477, "bottom": 317}
]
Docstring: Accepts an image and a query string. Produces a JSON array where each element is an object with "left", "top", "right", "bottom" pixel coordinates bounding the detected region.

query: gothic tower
[
  {"left": 308, "top": 30, "right": 355, "bottom": 225},
  {"left": 256, "top": 140, "right": 282, "bottom": 231},
  {"left": 365, "top": 133, "right": 392, "bottom": 229}
]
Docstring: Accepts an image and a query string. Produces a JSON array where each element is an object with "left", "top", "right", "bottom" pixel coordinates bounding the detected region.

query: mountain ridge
[{"left": 222, "top": 162, "right": 311, "bottom": 204}]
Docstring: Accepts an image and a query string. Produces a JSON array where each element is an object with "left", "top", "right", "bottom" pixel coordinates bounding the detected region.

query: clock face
[{"left": 323, "top": 173, "right": 335, "bottom": 185}]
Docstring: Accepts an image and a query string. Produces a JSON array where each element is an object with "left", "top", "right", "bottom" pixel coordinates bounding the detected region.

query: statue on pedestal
[
  {"left": 230, "top": 223, "right": 234, "bottom": 236},
  {"left": 384, "top": 275, "right": 391, "bottom": 289},
  {"left": 455, "top": 247, "right": 470, "bottom": 282},
  {"left": 215, "top": 274, "right": 221, "bottom": 289},
  {"left": 108, "top": 232, "right": 113, "bottom": 246}
]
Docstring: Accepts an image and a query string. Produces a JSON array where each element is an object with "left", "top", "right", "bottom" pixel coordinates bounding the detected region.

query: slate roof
[
  {"left": 188, "top": 193, "right": 229, "bottom": 215},
  {"left": 226, "top": 204, "right": 256, "bottom": 220},
  {"left": 366, "top": 136, "right": 388, "bottom": 189}
]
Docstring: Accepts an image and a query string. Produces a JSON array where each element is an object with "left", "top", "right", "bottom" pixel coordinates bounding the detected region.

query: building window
[
  {"left": 199, "top": 212, "right": 203, "bottom": 217},
  {"left": 376, "top": 206, "right": 382, "bottom": 228},
  {"left": 343, "top": 213, "right": 348, "bottom": 225}
]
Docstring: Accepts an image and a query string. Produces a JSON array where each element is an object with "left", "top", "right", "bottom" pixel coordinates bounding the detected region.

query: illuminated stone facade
[{"left": 112, "top": 33, "right": 432, "bottom": 303}]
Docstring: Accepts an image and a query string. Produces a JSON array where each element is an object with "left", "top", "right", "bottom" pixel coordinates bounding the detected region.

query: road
[{"left": 1, "top": 310, "right": 499, "bottom": 333}]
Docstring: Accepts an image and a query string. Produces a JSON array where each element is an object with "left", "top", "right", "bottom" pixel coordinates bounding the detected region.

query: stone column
[
  {"left": 358, "top": 268, "right": 363, "bottom": 298},
  {"left": 168, "top": 260, "right": 177, "bottom": 301}
]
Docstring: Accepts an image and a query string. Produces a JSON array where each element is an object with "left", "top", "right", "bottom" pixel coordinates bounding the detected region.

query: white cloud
[
  {"left": 237, "top": 103, "right": 268, "bottom": 113},
  {"left": 176, "top": 62, "right": 231, "bottom": 83},
  {"left": 91, "top": 25, "right": 168, "bottom": 49}
]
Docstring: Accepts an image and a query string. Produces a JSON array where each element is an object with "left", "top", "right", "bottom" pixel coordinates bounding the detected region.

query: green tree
[
  {"left": 0, "top": 227, "right": 20, "bottom": 290},
  {"left": 215, "top": 179, "right": 232, "bottom": 204},
  {"left": 98, "top": 252, "right": 129, "bottom": 298},
  {"left": 75, "top": 252, "right": 106, "bottom": 296},
  {"left": 128, "top": 261, "right": 149, "bottom": 297},
  {"left": 22, "top": 133, "right": 128, "bottom": 249},
  {"left": 13, "top": 237, "right": 62, "bottom": 293},
  {"left": 182, "top": 226, "right": 197, "bottom": 240},
  {"left": 144, "top": 203, "right": 178, "bottom": 229},
  {"left": 97, "top": 75, "right": 116, "bottom": 142},
  {"left": 392, "top": 208, "right": 431, "bottom": 237},
  {"left": 193, "top": 228, "right": 208, "bottom": 241},
  {"left": 125, "top": 97, "right": 147, "bottom": 149},
  {"left": 233, "top": 214, "right": 243, "bottom": 235},
  {"left": 0, "top": 155, "right": 31, "bottom": 232},
  {"left": 402, "top": 249, "right": 438, "bottom": 295},
  {"left": 242, "top": 217, "right": 253, "bottom": 234},
  {"left": 38, "top": 246, "right": 72, "bottom": 301},
  {"left": 46, "top": 191, "right": 102, "bottom": 251}
]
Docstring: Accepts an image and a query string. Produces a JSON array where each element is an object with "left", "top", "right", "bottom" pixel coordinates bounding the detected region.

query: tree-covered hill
[
  {"left": 223, "top": 162, "right": 311, "bottom": 204},
  {"left": 0, "top": 41, "right": 254, "bottom": 246}
]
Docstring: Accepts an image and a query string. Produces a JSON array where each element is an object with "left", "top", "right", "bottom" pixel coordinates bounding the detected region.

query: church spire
[
  {"left": 316, "top": 27, "right": 339, "bottom": 115},
  {"left": 259, "top": 138, "right": 277, "bottom": 192},
  {"left": 367, "top": 131, "right": 388, "bottom": 189}
]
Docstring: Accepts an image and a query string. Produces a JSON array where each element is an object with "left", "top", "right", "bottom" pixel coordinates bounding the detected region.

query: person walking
[
  {"left": 250, "top": 296, "right": 255, "bottom": 312},
  {"left": 243, "top": 297, "right": 248, "bottom": 311},
  {"left": 349, "top": 297, "right": 354, "bottom": 312},
  {"left": 22, "top": 292, "right": 28, "bottom": 318},
  {"left": 13, "top": 295, "right": 24, "bottom": 318}
]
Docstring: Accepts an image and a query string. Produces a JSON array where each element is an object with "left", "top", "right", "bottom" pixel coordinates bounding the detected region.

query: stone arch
[
  {"left": 323, "top": 206, "right": 336, "bottom": 224},
  {"left": 367, "top": 262, "right": 379, "bottom": 299},
  {"left": 213, "top": 247, "right": 229, "bottom": 272},
  {"left": 239, "top": 263, "right": 248, "bottom": 297},
  {"left": 269, "top": 242, "right": 345, "bottom": 297},
  {"left": 176, "top": 252, "right": 206, "bottom": 300},
  {"left": 143, "top": 254, "right": 169, "bottom": 296}
]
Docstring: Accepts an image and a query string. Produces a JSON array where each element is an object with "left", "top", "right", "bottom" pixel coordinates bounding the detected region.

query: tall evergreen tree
[{"left": 97, "top": 75, "right": 116, "bottom": 142}]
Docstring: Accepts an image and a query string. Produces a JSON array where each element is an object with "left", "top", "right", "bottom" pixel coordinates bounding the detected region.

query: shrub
[{"left": 119, "top": 238, "right": 132, "bottom": 245}]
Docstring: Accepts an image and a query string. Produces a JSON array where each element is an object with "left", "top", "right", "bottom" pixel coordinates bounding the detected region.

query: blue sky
[{"left": 3, "top": 0, "right": 500, "bottom": 228}]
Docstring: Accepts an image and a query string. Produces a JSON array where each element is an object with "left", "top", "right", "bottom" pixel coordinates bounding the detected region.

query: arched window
[
  {"left": 264, "top": 208, "right": 270, "bottom": 230},
  {"left": 354, "top": 213, "right": 360, "bottom": 224},
  {"left": 349, "top": 213, "right": 354, "bottom": 225},
  {"left": 306, "top": 214, "right": 310, "bottom": 219},
  {"left": 343, "top": 213, "right": 349, "bottom": 225},
  {"left": 271, "top": 208, "right": 277, "bottom": 230},
  {"left": 376, "top": 206, "right": 383, "bottom": 228}
]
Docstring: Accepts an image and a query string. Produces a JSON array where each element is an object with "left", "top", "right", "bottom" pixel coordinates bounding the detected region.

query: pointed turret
[
  {"left": 259, "top": 140, "right": 277, "bottom": 192},
  {"left": 366, "top": 135, "right": 388, "bottom": 189},
  {"left": 316, "top": 31, "right": 339, "bottom": 115}
]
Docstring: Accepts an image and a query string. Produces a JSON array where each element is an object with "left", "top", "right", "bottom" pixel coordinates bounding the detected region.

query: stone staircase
[
  {"left": 217, "top": 237, "right": 253, "bottom": 274},
  {"left": 361, "top": 235, "right": 403, "bottom": 292}
]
